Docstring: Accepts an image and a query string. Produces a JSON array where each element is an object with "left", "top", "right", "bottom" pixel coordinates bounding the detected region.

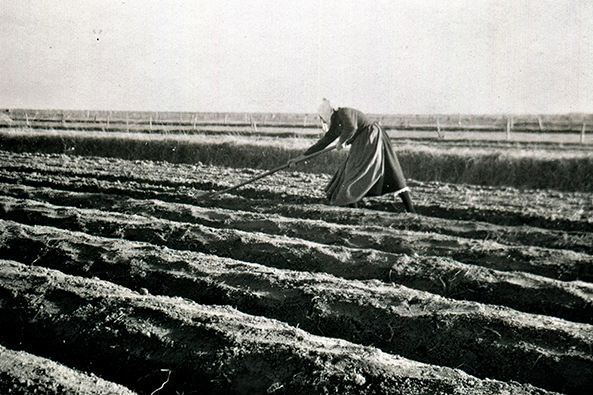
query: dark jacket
[{"left": 304, "top": 108, "right": 371, "bottom": 156}]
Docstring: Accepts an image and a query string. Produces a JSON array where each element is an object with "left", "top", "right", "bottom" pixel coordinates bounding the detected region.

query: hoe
[{"left": 197, "top": 144, "right": 337, "bottom": 200}]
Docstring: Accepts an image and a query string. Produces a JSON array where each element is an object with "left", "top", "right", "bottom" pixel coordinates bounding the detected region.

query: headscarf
[{"left": 317, "top": 98, "right": 334, "bottom": 129}]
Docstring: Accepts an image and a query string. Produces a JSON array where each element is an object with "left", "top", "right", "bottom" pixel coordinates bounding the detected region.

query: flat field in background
[
  {"left": 1, "top": 107, "right": 592, "bottom": 192},
  {"left": 3, "top": 108, "right": 593, "bottom": 144}
]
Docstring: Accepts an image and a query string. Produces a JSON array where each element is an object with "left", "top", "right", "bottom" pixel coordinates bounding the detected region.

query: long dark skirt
[{"left": 325, "top": 123, "right": 408, "bottom": 206}]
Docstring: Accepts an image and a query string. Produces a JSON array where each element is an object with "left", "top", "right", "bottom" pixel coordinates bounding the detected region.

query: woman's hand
[{"left": 287, "top": 155, "right": 306, "bottom": 168}]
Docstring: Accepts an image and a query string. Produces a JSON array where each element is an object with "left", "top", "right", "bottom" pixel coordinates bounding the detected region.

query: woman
[{"left": 291, "top": 99, "right": 415, "bottom": 212}]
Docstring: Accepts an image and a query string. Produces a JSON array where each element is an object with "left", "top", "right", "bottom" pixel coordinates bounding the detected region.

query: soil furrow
[
  {"left": 0, "top": 345, "right": 137, "bottom": 395},
  {"left": 0, "top": 259, "right": 563, "bottom": 395},
  {"left": 3, "top": 163, "right": 591, "bottom": 233},
  {"left": 100, "top": 197, "right": 593, "bottom": 282},
  {"left": 1, "top": 150, "right": 591, "bottom": 232},
  {"left": 257, "top": 202, "right": 593, "bottom": 255},
  {"left": 0, "top": 169, "right": 232, "bottom": 205},
  {"left": 0, "top": 163, "right": 216, "bottom": 192},
  {"left": 1, "top": 198, "right": 593, "bottom": 324},
  {"left": 1, "top": 222, "right": 591, "bottom": 394},
  {"left": 2, "top": 181, "right": 591, "bottom": 256},
  {"left": 0, "top": 184, "right": 593, "bottom": 280},
  {"left": 1, "top": 188, "right": 592, "bottom": 284}
]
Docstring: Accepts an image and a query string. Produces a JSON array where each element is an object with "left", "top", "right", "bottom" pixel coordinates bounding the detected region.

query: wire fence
[{"left": 2, "top": 109, "right": 592, "bottom": 144}]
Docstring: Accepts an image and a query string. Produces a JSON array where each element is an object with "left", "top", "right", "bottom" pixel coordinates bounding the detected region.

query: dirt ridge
[
  {"left": 2, "top": 181, "right": 591, "bottom": 256},
  {"left": 1, "top": 260, "right": 562, "bottom": 395},
  {"left": 1, "top": 221, "right": 592, "bottom": 393},
  {"left": 0, "top": 345, "right": 137, "bottom": 395},
  {"left": 0, "top": 150, "right": 591, "bottom": 233},
  {"left": 1, "top": 198, "right": 592, "bottom": 325}
]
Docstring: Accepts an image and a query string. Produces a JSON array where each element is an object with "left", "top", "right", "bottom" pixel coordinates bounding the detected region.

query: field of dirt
[{"left": 0, "top": 148, "right": 592, "bottom": 394}]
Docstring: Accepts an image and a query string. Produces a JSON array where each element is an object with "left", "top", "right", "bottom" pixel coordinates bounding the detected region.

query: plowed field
[{"left": 1, "top": 149, "right": 592, "bottom": 394}]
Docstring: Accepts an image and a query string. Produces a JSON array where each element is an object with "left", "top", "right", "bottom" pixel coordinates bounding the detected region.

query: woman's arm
[{"left": 303, "top": 116, "right": 341, "bottom": 155}]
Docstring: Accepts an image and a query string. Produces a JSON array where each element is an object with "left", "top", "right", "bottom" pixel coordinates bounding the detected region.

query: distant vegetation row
[{"left": 1, "top": 129, "right": 591, "bottom": 192}]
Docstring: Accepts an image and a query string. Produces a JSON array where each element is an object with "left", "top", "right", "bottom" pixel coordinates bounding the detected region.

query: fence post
[
  {"left": 506, "top": 117, "right": 512, "bottom": 140},
  {"left": 436, "top": 115, "right": 444, "bottom": 139},
  {"left": 581, "top": 123, "right": 587, "bottom": 144},
  {"left": 250, "top": 115, "right": 257, "bottom": 132},
  {"left": 538, "top": 117, "right": 545, "bottom": 132}
]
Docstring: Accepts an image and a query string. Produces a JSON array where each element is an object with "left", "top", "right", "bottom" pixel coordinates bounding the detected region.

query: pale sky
[{"left": 1, "top": 0, "right": 592, "bottom": 114}]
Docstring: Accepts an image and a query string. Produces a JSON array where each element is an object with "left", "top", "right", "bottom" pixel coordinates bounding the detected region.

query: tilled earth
[{"left": 0, "top": 150, "right": 592, "bottom": 394}]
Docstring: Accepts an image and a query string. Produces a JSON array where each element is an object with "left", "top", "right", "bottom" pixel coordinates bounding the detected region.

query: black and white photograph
[{"left": 1, "top": 1, "right": 592, "bottom": 394}]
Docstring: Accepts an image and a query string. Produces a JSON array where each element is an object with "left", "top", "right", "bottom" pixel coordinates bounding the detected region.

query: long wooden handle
[{"left": 200, "top": 144, "right": 337, "bottom": 199}]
